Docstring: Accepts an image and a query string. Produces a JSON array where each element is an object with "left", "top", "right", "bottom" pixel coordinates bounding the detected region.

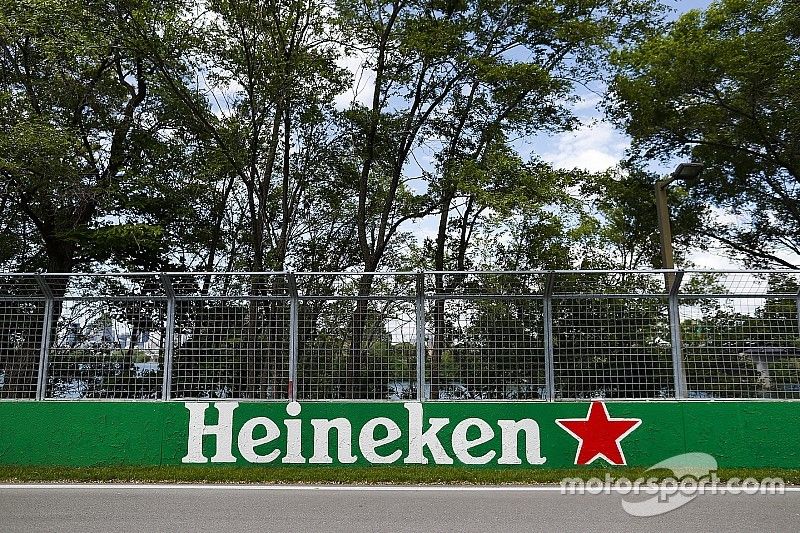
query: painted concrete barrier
[{"left": 0, "top": 401, "right": 798, "bottom": 468}]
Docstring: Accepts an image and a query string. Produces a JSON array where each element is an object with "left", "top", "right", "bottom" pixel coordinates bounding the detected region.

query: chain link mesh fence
[
  {"left": 0, "top": 275, "right": 45, "bottom": 399},
  {"left": 45, "top": 274, "right": 166, "bottom": 399},
  {"left": 426, "top": 272, "right": 547, "bottom": 400},
  {"left": 0, "top": 270, "right": 797, "bottom": 401},
  {"left": 168, "top": 273, "right": 290, "bottom": 400},
  {"left": 295, "top": 273, "right": 418, "bottom": 400},
  {"left": 680, "top": 272, "right": 800, "bottom": 399},
  {"left": 550, "top": 272, "right": 674, "bottom": 400}
]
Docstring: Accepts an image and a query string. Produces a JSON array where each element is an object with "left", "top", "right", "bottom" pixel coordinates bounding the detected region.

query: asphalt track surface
[{"left": 1, "top": 485, "right": 798, "bottom": 532}]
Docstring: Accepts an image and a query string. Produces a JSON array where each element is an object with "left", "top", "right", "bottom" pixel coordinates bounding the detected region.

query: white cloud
[
  {"left": 333, "top": 51, "right": 375, "bottom": 110},
  {"left": 404, "top": 217, "right": 440, "bottom": 243},
  {"left": 686, "top": 249, "right": 741, "bottom": 270},
  {"left": 538, "top": 121, "right": 628, "bottom": 173},
  {"left": 571, "top": 93, "right": 602, "bottom": 113}
]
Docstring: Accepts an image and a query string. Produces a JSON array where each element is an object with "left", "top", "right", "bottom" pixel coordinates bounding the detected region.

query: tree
[
  {"left": 137, "top": 0, "right": 350, "bottom": 275},
  {"left": 333, "top": 0, "right": 662, "bottom": 397},
  {"left": 0, "top": 0, "right": 186, "bottom": 275},
  {"left": 608, "top": 0, "right": 800, "bottom": 268},
  {"left": 411, "top": 0, "right": 662, "bottom": 397},
  {"left": 680, "top": 273, "right": 800, "bottom": 398},
  {"left": 577, "top": 165, "right": 708, "bottom": 270},
  {"left": 428, "top": 0, "right": 663, "bottom": 273},
  {"left": 0, "top": 2, "right": 209, "bottom": 399}
]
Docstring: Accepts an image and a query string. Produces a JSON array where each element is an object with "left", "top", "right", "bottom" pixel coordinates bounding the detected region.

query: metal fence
[{"left": 0, "top": 270, "right": 798, "bottom": 401}]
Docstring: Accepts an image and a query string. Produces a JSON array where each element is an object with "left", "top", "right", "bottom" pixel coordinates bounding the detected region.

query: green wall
[{"left": 0, "top": 401, "right": 798, "bottom": 468}]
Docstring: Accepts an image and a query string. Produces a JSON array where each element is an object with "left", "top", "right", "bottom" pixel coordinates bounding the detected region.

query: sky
[
  {"left": 331, "top": 0, "right": 790, "bottom": 271},
  {"left": 395, "top": 0, "right": 736, "bottom": 270},
  {"left": 526, "top": 0, "right": 715, "bottom": 177},
  {"left": 198, "top": 0, "right": 765, "bottom": 271},
  {"left": 509, "top": 0, "right": 745, "bottom": 270}
]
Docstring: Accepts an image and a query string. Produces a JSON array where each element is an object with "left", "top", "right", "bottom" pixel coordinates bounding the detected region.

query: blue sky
[
  {"left": 397, "top": 0, "right": 735, "bottom": 269},
  {"left": 334, "top": 0, "right": 753, "bottom": 269},
  {"left": 525, "top": 0, "right": 715, "bottom": 175},
  {"left": 671, "top": 0, "right": 716, "bottom": 14},
  {"left": 517, "top": 0, "right": 748, "bottom": 270}
]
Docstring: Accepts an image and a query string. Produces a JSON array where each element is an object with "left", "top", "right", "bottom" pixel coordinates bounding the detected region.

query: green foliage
[
  {"left": 0, "top": 0, "right": 194, "bottom": 272},
  {"left": 577, "top": 165, "right": 708, "bottom": 269},
  {"left": 609, "top": 0, "right": 800, "bottom": 267},
  {"left": 0, "top": 0, "right": 670, "bottom": 276},
  {"left": 3, "top": 0, "right": 798, "bottom": 404}
]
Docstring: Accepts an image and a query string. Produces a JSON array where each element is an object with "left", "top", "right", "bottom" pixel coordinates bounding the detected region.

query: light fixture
[{"left": 671, "top": 162, "right": 704, "bottom": 181}]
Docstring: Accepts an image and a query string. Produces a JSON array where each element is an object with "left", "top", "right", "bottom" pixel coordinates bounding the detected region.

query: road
[{"left": 0, "top": 485, "right": 797, "bottom": 532}]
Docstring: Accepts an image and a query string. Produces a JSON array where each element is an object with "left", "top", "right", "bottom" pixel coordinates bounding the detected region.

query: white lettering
[
  {"left": 182, "top": 402, "right": 237, "bottom": 464},
  {"left": 359, "top": 417, "right": 402, "bottom": 464},
  {"left": 452, "top": 418, "right": 496, "bottom": 465},
  {"left": 310, "top": 419, "right": 357, "bottom": 464},
  {"left": 183, "top": 401, "right": 549, "bottom": 467},
  {"left": 282, "top": 402, "right": 305, "bottom": 464},
  {"left": 497, "top": 419, "right": 546, "bottom": 465},
  {"left": 404, "top": 402, "right": 453, "bottom": 465},
  {"left": 238, "top": 417, "right": 281, "bottom": 463}
]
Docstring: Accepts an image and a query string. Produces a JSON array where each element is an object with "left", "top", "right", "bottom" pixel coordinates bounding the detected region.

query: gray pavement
[{"left": 0, "top": 485, "right": 797, "bottom": 532}]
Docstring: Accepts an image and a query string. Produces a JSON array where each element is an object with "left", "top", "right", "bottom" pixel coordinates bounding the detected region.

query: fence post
[
  {"left": 34, "top": 274, "right": 53, "bottom": 401},
  {"left": 161, "top": 274, "right": 176, "bottom": 401},
  {"left": 668, "top": 271, "right": 687, "bottom": 399},
  {"left": 543, "top": 272, "right": 555, "bottom": 402},
  {"left": 415, "top": 272, "right": 426, "bottom": 401},
  {"left": 287, "top": 272, "right": 299, "bottom": 402},
  {"left": 796, "top": 287, "right": 800, "bottom": 341}
]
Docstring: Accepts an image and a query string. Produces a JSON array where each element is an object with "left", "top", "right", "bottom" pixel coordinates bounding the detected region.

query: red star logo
[{"left": 555, "top": 401, "right": 642, "bottom": 465}]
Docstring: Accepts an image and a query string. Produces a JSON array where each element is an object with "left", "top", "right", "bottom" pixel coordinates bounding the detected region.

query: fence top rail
[
  {"left": 683, "top": 268, "right": 800, "bottom": 274},
  {"left": 2, "top": 268, "right": 792, "bottom": 276},
  {"left": 0, "top": 270, "right": 797, "bottom": 300},
  {"left": 36, "top": 271, "right": 294, "bottom": 278}
]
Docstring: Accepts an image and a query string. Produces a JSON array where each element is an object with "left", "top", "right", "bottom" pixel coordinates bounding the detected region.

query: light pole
[{"left": 655, "top": 162, "right": 703, "bottom": 290}]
